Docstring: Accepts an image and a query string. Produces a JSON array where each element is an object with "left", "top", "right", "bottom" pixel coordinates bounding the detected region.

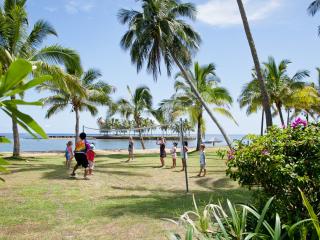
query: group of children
[
  {"left": 65, "top": 133, "right": 207, "bottom": 179},
  {"left": 65, "top": 132, "right": 96, "bottom": 179}
]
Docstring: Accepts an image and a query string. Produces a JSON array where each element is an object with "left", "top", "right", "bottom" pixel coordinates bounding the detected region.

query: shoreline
[{"left": 0, "top": 146, "right": 225, "bottom": 157}]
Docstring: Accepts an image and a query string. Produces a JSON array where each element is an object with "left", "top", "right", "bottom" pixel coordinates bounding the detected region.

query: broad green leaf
[
  {"left": 2, "top": 100, "right": 43, "bottom": 106},
  {"left": 1, "top": 59, "right": 32, "bottom": 93}
]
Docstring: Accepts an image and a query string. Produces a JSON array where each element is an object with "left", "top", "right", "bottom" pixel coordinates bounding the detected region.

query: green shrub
[
  {"left": 216, "top": 149, "right": 227, "bottom": 160},
  {"left": 226, "top": 123, "right": 320, "bottom": 223}
]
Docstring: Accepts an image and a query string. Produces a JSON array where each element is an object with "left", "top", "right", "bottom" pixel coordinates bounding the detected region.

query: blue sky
[{"left": 1, "top": 0, "right": 320, "bottom": 134}]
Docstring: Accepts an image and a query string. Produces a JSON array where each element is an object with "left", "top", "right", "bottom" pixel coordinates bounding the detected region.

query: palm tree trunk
[
  {"left": 236, "top": 0, "right": 273, "bottom": 129},
  {"left": 196, "top": 111, "right": 202, "bottom": 151},
  {"left": 260, "top": 109, "right": 264, "bottom": 136},
  {"left": 286, "top": 109, "right": 290, "bottom": 127},
  {"left": 11, "top": 96, "right": 20, "bottom": 158},
  {"left": 276, "top": 104, "right": 285, "bottom": 126},
  {"left": 138, "top": 129, "right": 146, "bottom": 150},
  {"left": 75, "top": 107, "right": 80, "bottom": 143},
  {"left": 172, "top": 55, "right": 233, "bottom": 149}
]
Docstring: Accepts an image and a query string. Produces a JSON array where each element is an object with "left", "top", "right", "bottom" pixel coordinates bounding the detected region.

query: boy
[
  {"left": 65, "top": 141, "right": 73, "bottom": 169},
  {"left": 71, "top": 132, "right": 90, "bottom": 179},
  {"left": 197, "top": 144, "right": 207, "bottom": 177},
  {"left": 87, "top": 144, "right": 96, "bottom": 175}
]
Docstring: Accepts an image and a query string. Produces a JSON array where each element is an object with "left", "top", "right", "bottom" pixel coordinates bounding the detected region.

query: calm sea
[{"left": 0, "top": 133, "right": 245, "bottom": 152}]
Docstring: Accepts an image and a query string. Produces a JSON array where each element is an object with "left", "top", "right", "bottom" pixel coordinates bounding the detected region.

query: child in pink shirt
[{"left": 87, "top": 144, "right": 96, "bottom": 175}]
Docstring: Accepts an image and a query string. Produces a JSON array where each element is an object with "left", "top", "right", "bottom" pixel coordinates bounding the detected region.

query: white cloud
[
  {"left": 197, "top": 0, "right": 282, "bottom": 27},
  {"left": 65, "top": 0, "right": 94, "bottom": 14}
]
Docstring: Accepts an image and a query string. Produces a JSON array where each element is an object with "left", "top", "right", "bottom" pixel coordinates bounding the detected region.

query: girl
[
  {"left": 65, "top": 141, "right": 73, "bottom": 169},
  {"left": 126, "top": 137, "right": 134, "bottom": 162},
  {"left": 156, "top": 137, "right": 166, "bottom": 167},
  {"left": 180, "top": 141, "right": 189, "bottom": 172},
  {"left": 170, "top": 142, "right": 178, "bottom": 168},
  {"left": 87, "top": 144, "right": 96, "bottom": 175}
]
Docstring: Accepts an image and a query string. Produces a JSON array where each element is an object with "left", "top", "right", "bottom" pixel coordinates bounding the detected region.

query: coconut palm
[
  {"left": 236, "top": 0, "right": 273, "bottom": 129},
  {"left": 308, "top": 1, "right": 320, "bottom": 34},
  {"left": 0, "top": 0, "right": 81, "bottom": 157},
  {"left": 239, "top": 57, "right": 310, "bottom": 129},
  {"left": 110, "top": 86, "right": 153, "bottom": 149},
  {"left": 263, "top": 57, "right": 309, "bottom": 126},
  {"left": 118, "top": 0, "right": 234, "bottom": 148},
  {"left": 42, "top": 68, "right": 114, "bottom": 143},
  {"left": 173, "top": 62, "right": 236, "bottom": 150}
]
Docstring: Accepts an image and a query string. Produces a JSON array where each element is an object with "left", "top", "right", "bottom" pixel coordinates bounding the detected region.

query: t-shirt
[
  {"left": 87, "top": 150, "right": 95, "bottom": 161},
  {"left": 128, "top": 142, "right": 133, "bottom": 151},
  {"left": 65, "top": 146, "right": 72, "bottom": 158},
  {"left": 75, "top": 140, "right": 90, "bottom": 154},
  {"left": 200, "top": 151, "right": 206, "bottom": 165}
]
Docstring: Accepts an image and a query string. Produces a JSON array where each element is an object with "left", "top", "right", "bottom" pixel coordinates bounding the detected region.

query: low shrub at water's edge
[{"left": 226, "top": 122, "right": 320, "bottom": 223}]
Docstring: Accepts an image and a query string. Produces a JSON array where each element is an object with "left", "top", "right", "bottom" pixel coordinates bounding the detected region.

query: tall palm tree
[
  {"left": 0, "top": 0, "right": 81, "bottom": 157},
  {"left": 308, "top": 1, "right": 320, "bottom": 34},
  {"left": 42, "top": 68, "right": 114, "bottom": 143},
  {"left": 173, "top": 62, "right": 236, "bottom": 150},
  {"left": 118, "top": 0, "right": 233, "bottom": 149},
  {"left": 239, "top": 57, "right": 309, "bottom": 128},
  {"left": 111, "top": 86, "right": 153, "bottom": 149},
  {"left": 263, "top": 57, "right": 309, "bottom": 126},
  {"left": 236, "top": 0, "right": 273, "bottom": 129}
]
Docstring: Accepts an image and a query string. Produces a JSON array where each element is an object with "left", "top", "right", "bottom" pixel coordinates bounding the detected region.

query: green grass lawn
[{"left": 0, "top": 149, "right": 252, "bottom": 240}]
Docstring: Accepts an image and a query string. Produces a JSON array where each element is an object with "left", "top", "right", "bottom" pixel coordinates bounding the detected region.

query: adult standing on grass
[
  {"left": 71, "top": 132, "right": 90, "bottom": 180},
  {"left": 126, "top": 137, "right": 134, "bottom": 162},
  {"left": 156, "top": 137, "right": 166, "bottom": 167}
]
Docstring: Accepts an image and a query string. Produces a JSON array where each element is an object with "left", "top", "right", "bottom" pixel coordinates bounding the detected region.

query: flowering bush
[{"left": 226, "top": 121, "right": 320, "bottom": 223}]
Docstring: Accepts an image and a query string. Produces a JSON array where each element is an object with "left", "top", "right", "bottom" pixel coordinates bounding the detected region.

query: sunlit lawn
[{"left": 0, "top": 149, "right": 252, "bottom": 240}]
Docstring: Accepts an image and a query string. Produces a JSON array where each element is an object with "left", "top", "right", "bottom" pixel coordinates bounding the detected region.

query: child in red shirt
[{"left": 87, "top": 144, "right": 96, "bottom": 175}]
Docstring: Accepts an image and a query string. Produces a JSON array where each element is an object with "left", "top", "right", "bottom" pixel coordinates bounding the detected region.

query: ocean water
[{"left": 0, "top": 133, "right": 245, "bottom": 152}]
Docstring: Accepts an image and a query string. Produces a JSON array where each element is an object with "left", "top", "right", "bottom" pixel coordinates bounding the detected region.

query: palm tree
[
  {"left": 239, "top": 57, "right": 309, "bottom": 129},
  {"left": 0, "top": 0, "right": 81, "bottom": 157},
  {"left": 263, "top": 57, "right": 309, "bottom": 126},
  {"left": 111, "top": 86, "right": 153, "bottom": 149},
  {"left": 173, "top": 62, "right": 236, "bottom": 150},
  {"left": 42, "top": 68, "right": 114, "bottom": 143},
  {"left": 308, "top": 1, "right": 320, "bottom": 34},
  {"left": 118, "top": 0, "right": 233, "bottom": 149},
  {"left": 236, "top": 0, "right": 273, "bottom": 129}
]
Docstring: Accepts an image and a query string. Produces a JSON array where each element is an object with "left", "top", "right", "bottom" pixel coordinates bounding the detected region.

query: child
[
  {"left": 156, "top": 137, "right": 166, "bottom": 167},
  {"left": 87, "top": 143, "right": 96, "bottom": 175},
  {"left": 170, "top": 142, "right": 178, "bottom": 168},
  {"left": 126, "top": 137, "right": 134, "bottom": 162},
  {"left": 65, "top": 141, "right": 73, "bottom": 169},
  {"left": 71, "top": 132, "right": 90, "bottom": 179},
  {"left": 180, "top": 141, "right": 189, "bottom": 172},
  {"left": 197, "top": 144, "right": 207, "bottom": 177}
]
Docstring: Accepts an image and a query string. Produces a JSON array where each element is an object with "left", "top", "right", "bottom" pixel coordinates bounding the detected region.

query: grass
[{"left": 0, "top": 149, "right": 252, "bottom": 240}]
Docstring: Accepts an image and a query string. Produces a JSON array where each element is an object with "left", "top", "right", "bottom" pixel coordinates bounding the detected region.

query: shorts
[
  {"left": 200, "top": 164, "right": 206, "bottom": 170},
  {"left": 88, "top": 160, "right": 94, "bottom": 170},
  {"left": 160, "top": 151, "right": 166, "bottom": 158},
  {"left": 74, "top": 153, "right": 89, "bottom": 168}
]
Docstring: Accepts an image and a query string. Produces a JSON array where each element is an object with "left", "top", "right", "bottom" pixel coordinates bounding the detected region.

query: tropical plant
[
  {"left": 0, "top": 59, "right": 51, "bottom": 180},
  {"left": 235, "top": 0, "right": 273, "bottom": 129},
  {"left": 173, "top": 62, "right": 236, "bottom": 150},
  {"left": 0, "top": 0, "right": 81, "bottom": 157},
  {"left": 308, "top": 1, "right": 320, "bottom": 34},
  {"left": 42, "top": 68, "right": 114, "bottom": 143},
  {"left": 110, "top": 86, "right": 153, "bottom": 149},
  {"left": 118, "top": 0, "right": 233, "bottom": 149},
  {"left": 227, "top": 123, "right": 320, "bottom": 224},
  {"left": 168, "top": 195, "right": 312, "bottom": 239},
  {"left": 239, "top": 57, "right": 310, "bottom": 129},
  {"left": 216, "top": 149, "right": 227, "bottom": 160}
]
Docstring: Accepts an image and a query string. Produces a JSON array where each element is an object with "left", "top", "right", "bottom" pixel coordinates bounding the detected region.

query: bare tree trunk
[
  {"left": 196, "top": 111, "right": 202, "bottom": 151},
  {"left": 11, "top": 96, "right": 20, "bottom": 158},
  {"left": 135, "top": 117, "right": 145, "bottom": 149},
  {"left": 276, "top": 103, "right": 285, "bottom": 126},
  {"left": 236, "top": 0, "right": 273, "bottom": 129},
  {"left": 75, "top": 107, "right": 80, "bottom": 143},
  {"left": 260, "top": 109, "right": 264, "bottom": 136},
  {"left": 287, "top": 109, "right": 290, "bottom": 126},
  {"left": 172, "top": 55, "right": 233, "bottom": 149}
]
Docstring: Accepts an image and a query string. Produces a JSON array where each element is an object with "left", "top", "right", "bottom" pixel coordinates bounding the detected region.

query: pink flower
[
  {"left": 227, "top": 149, "right": 235, "bottom": 160},
  {"left": 261, "top": 149, "right": 269, "bottom": 155},
  {"left": 291, "top": 117, "right": 307, "bottom": 128}
]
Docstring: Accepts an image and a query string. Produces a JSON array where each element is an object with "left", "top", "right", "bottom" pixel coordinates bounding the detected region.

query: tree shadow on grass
[
  {"left": 195, "top": 177, "right": 237, "bottom": 190},
  {"left": 95, "top": 189, "right": 252, "bottom": 219}
]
